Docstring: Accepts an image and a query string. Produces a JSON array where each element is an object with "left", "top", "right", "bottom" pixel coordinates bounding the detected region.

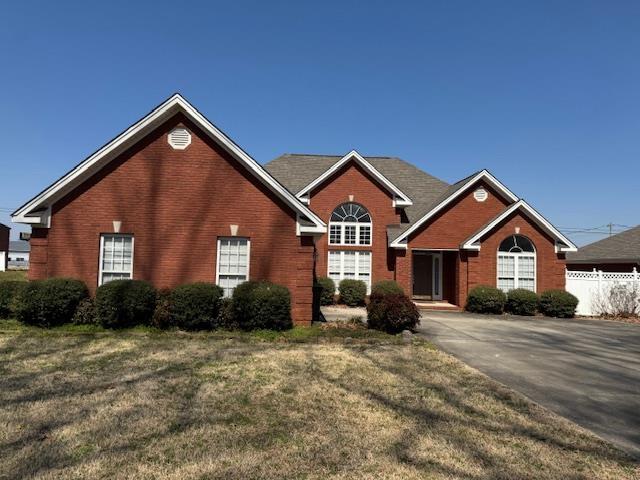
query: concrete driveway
[{"left": 418, "top": 311, "right": 640, "bottom": 457}]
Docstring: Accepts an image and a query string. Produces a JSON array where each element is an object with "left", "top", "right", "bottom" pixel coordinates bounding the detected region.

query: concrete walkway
[{"left": 418, "top": 311, "right": 640, "bottom": 457}]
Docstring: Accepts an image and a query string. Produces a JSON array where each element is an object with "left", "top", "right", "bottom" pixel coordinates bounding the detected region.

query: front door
[{"left": 412, "top": 251, "right": 442, "bottom": 300}]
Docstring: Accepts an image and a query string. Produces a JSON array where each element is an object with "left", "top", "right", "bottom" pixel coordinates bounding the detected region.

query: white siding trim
[
  {"left": 12, "top": 94, "right": 326, "bottom": 235},
  {"left": 296, "top": 150, "right": 413, "bottom": 207},
  {"left": 389, "top": 170, "right": 518, "bottom": 248},
  {"left": 461, "top": 200, "right": 577, "bottom": 252}
]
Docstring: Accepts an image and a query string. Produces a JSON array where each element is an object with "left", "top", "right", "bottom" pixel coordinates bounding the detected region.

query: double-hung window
[
  {"left": 217, "top": 237, "right": 250, "bottom": 297},
  {"left": 497, "top": 235, "right": 536, "bottom": 292},
  {"left": 99, "top": 234, "right": 134, "bottom": 285},
  {"left": 328, "top": 250, "right": 371, "bottom": 292},
  {"left": 328, "top": 203, "right": 372, "bottom": 246}
]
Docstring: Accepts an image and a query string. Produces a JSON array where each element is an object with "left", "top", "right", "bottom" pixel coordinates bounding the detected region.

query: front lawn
[
  {"left": 0, "top": 325, "right": 636, "bottom": 479},
  {"left": 0, "top": 270, "right": 27, "bottom": 282}
]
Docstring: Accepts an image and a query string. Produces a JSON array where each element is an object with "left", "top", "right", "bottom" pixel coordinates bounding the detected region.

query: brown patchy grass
[
  {"left": 0, "top": 329, "right": 637, "bottom": 480},
  {"left": 0, "top": 270, "right": 27, "bottom": 282}
]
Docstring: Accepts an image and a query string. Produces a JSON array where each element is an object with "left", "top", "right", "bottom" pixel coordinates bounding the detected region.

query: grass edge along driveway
[{"left": 0, "top": 323, "right": 637, "bottom": 480}]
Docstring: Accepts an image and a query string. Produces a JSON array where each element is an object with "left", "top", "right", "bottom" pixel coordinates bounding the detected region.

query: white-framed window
[
  {"left": 99, "top": 234, "right": 134, "bottom": 285},
  {"left": 328, "top": 203, "right": 372, "bottom": 246},
  {"left": 328, "top": 250, "right": 372, "bottom": 292},
  {"left": 216, "top": 237, "right": 250, "bottom": 297},
  {"left": 497, "top": 235, "right": 536, "bottom": 292}
]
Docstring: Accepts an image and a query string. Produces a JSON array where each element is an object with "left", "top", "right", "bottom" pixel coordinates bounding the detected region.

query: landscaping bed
[{"left": 0, "top": 326, "right": 636, "bottom": 479}]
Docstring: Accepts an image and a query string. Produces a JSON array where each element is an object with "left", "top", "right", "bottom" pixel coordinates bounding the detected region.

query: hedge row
[
  {"left": 3, "top": 278, "right": 292, "bottom": 330},
  {"left": 466, "top": 285, "right": 578, "bottom": 318},
  {"left": 316, "top": 278, "right": 404, "bottom": 307}
]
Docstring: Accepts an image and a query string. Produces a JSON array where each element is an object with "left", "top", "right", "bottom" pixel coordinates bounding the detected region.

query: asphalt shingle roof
[
  {"left": 566, "top": 226, "right": 640, "bottom": 264},
  {"left": 265, "top": 154, "right": 452, "bottom": 239},
  {"left": 9, "top": 240, "right": 30, "bottom": 253}
]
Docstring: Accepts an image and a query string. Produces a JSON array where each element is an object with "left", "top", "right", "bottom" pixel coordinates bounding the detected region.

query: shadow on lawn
[
  {"left": 0, "top": 335, "right": 637, "bottom": 480},
  {"left": 309, "top": 346, "right": 635, "bottom": 479}
]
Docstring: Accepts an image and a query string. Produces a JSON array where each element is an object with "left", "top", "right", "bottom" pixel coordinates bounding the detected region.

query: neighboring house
[
  {"left": 8, "top": 240, "right": 30, "bottom": 269},
  {"left": 566, "top": 226, "right": 640, "bottom": 272},
  {"left": 0, "top": 223, "right": 9, "bottom": 272},
  {"left": 11, "top": 94, "right": 576, "bottom": 324},
  {"left": 266, "top": 153, "right": 576, "bottom": 305}
]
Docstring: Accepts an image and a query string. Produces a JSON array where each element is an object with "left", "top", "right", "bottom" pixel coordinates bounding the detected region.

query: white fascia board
[
  {"left": 461, "top": 200, "right": 578, "bottom": 252},
  {"left": 12, "top": 94, "right": 326, "bottom": 234},
  {"left": 389, "top": 169, "right": 519, "bottom": 248},
  {"left": 296, "top": 150, "right": 413, "bottom": 207}
]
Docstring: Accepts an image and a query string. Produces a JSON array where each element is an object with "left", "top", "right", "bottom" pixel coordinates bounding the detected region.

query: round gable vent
[
  {"left": 168, "top": 128, "right": 192, "bottom": 150},
  {"left": 473, "top": 187, "right": 488, "bottom": 202}
]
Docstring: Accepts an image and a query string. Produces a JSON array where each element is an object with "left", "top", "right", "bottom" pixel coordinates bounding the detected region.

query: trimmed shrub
[
  {"left": 316, "top": 277, "right": 336, "bottom": 306},
  {"left": 169, "top": 282, "right": 224, "bottom": 330},
  {"left": 95, "top": 280, "right": 157, "bottom": 328},
  {"left": 505, "top": 289, "right": 538, "bottom": 316},
  {"left": 466, "top": 285, "right": 506, "bottom": 314},
  {"left": 371, "top": 280, "right": 404, "bottom": 296},
  {"left": 538, "top": 289, "right": 579, "bottom": 318},
  {"left": 72, "top": 298, "right": 97, "bottom": 325},
  {"left": 339, "top": 279, "right": 367, "bottom": 306},
  {"left": 367, "top": 293, "right": 420, "bottom": 334},
  {"left": 0, "top": 281, "right": 27, "bottom": 318},
  {"left": 232, "top": 280, "right": 292, "bottom": 331},
  {"left": 15, "top": 278, "right": 89, "bottom": 327}
]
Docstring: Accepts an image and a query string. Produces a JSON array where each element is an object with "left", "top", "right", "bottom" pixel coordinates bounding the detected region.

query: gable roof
[
  {"left": 388, "top": 170, "right": 519, "bottom": 248},
  {"left": 461, "top": 200, "right": 577, "bottom": 252},
  {"left": 11, "top": 94, "right": 326, "bottom": 235},
  {"left": 266, "top": 153, "right": 450, "bottom": 222},
  {"left": 566, "top": 225, "right": 640, "bottom": 264},
  {"left": 289, "top": 150, "right": 413, "bottom": 207},
  {"left": 9, "top": 240, "right": 30, "bottom": 253}
]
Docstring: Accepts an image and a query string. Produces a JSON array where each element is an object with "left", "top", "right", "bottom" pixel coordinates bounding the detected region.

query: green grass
[
  {"left": 0, "top": 319, "right": 401, "bottom": 343},
  {"left": 0, "top": 270, "right": 28, "bottom": 282},
  {"left": 0, "top": 328, "right": 636, "bottom": 479}
]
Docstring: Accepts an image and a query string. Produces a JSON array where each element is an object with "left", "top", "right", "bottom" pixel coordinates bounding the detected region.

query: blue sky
[{"left": 0, "top": 1, "right": 638, "bottom": 245}]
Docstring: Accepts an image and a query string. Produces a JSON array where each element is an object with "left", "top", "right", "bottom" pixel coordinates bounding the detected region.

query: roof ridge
[{"left": 280, "top": 153, "right": 399, "bottom": 159}]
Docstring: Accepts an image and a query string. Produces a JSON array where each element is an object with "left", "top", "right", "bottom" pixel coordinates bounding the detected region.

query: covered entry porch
[{"left": 411, "top": 250, "right": 458, "bottom": 305}]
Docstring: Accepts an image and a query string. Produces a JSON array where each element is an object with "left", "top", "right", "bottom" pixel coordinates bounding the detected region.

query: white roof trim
[
  {"left": 389, "top": 170, "right": 518, "bottom": 248},
  {"left": 12, "top": 94, "right": 326, "bottom": 235},
  {"left": 461, "top": 199, "right": 578, "bottom": 252},
  {"left": 295, "top": 150, "right": 413, "bottom": 207}
]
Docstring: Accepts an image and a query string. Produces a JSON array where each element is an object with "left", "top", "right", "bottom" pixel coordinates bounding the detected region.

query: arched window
[
  {"left": 497, "top": 235, "right": 536, "bottom": 292},
  {"left": 329, "top": 203, "right": 372, "bottom": 246}
]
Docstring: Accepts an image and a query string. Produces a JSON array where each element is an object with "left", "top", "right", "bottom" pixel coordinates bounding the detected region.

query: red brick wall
[
  {"left": 0, "top": 224, "right": 9, "bottom": 270},
  {"left": 307, "top": 162, "right": 402, "bottom": 287},
  {"left": 29, "top": 113, "right": 315, "bottom": 325},
  {"left": 460, "top": 210, "right": 566, "bottom": 305},
  {"left": 399, "top": 183, "right": 565, "bottom": 305},
  {"left": 398, "top": 181, "right": 511, "bottom": 300}
]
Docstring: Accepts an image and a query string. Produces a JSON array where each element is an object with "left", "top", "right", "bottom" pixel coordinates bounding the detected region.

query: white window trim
[
  {"left": 98, "top": 234, "right": 135, "bottom": 286},
  {"left": 327, "top": 250, "right": 372, "bottom": 293},
  {"left": 497, "top": 251, "right": 536, "bottom": 292},
  {"left": 328, "top": 221, "right": 373, "bottom": 246},
  {"left": 216, "top": 237, "right": 251, "bottom": 295}
]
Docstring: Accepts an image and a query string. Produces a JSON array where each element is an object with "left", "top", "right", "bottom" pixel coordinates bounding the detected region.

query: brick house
[
  {"left": 12, "top": 94, "right": 577, "bottom": 324},
  {"left": 566, "top": 225, "right": 640, "bottom": 272}
]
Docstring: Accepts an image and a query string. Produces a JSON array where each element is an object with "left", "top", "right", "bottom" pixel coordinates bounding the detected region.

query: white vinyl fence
[
  {"left": 566, "top": 268, "right": 640, "bottom": 316},
  {"left": 0, "top": 251, "right": 5, "bottom": 272}
]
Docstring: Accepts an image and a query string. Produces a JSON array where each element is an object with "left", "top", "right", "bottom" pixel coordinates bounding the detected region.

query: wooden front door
[{"left": 412, "top": 251, "right": 443, "bottom": 300}]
